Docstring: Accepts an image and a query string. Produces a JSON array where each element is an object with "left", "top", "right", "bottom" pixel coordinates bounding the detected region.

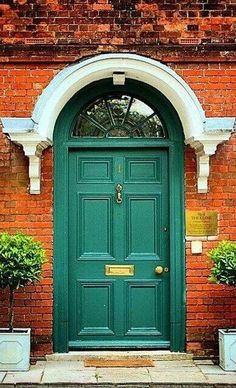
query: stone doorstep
[
  {"left": 1, "top": 383, "right": 235, "bottom": 386},
  {"left": 1, "top": 358, "right": 236, "bottom": 386},
  {"left": 46, "top": 351, "right": 194, "bottom": 362}
]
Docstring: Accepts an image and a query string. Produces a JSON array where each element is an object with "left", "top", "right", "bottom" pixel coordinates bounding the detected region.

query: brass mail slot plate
[{"left": 105, "top": 265, "right": 134, "bottom": 276}]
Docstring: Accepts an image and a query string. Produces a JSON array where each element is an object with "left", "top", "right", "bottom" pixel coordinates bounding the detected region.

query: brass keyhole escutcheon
[{"left": 116, "top": 184, "right": 123, "bottom": 204}]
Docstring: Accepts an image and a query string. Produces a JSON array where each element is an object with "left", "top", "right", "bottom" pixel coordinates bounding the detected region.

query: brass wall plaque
[
  {"left": 105, "top": 265, "right": 134, "bottom": 276},
  {"left": 186, "top": 211, "right": 218, "bottom": 236}
]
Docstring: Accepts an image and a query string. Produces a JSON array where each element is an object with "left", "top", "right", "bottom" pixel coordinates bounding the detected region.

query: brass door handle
[
  {"left": 116, "top": 184, "right": 123, "bottom": 204},
  {"left": 155, "top": 266, "right": 169, "bottom": 274}
]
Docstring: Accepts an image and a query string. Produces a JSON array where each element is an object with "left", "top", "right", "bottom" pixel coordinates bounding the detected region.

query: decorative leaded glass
[{"left": 72, "top": 95, "right": 166, "bottom": 138}]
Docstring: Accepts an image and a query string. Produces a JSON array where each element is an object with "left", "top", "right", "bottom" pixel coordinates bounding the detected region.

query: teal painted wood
[
  {"left": 169, "top": 142, "right": 185, "bottom": 352},
  {"left": 53, "top": 131, "right": 70, "bottom": 352},
  {"left": 68, "top": 149, "right": 169, "bottom": 347},
  {"left": 53, "top": 78, "right": 185, "bottom": 352}
]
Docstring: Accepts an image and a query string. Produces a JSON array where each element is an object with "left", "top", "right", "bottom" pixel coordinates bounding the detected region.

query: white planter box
[
  {"left": 219, "top": 329, "right": 236, "bottom": 371},
  {"left": 0, "top": 328, "right": 31, "bottom": 371}
]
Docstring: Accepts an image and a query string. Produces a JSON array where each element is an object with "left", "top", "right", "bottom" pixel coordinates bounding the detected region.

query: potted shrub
[
  {"left": 208, "top": 240, "right": 236, "bottom": 371},
  {"left": 0, "top": 232, "right": 45, "bottom": 371}
]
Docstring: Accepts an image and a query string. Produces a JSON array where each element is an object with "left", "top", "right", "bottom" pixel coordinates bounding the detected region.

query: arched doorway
[{"left": 53, "top": 78, "right": 185, "bottom": 352}]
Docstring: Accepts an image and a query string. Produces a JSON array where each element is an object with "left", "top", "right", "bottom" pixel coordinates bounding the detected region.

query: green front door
[
  {"left": 54, "top": 78, "right": 185, "bottom": 352},
  {"left": 68, "top": 147, "right": 170, "bottom": 348}
]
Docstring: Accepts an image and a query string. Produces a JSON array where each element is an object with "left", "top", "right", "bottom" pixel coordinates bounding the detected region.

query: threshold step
[
  {"left": 7, "top": 385, "right": 236, "bottom": 388},
  {"left": 46, "top": 350, "right": 193, "bottom": 361}
]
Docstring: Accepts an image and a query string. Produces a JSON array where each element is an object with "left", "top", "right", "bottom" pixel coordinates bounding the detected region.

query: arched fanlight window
[{"left": 72, "top": 94, "right": 167, "bottom": 138}]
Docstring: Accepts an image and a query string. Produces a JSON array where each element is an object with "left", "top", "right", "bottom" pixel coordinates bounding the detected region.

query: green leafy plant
[
  {"left": 208, "top": 240, "right": 236, "bottom": 286},
  {"left": 0, "top": 232, "right": 46, "bottom": 332}
]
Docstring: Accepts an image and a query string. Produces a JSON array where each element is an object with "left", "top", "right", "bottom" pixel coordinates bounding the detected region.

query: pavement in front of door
[{"left": 1, "top": 351, "right": 236, "bottom": 387}]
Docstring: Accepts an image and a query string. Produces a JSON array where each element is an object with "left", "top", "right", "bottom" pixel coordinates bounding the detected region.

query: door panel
[
  {"left": 125, "top": 281, "right": 163, "bottom": 336},
  {"left": 78, "top": 195, "right": 114, "bottom": 260},
  {"left": 69, "top": 148, "right": 169, "bottom": 348},
  {"left": 78, "top": 157, "right": 113, "bottom": 182},
  {"left": 77, "top": 281, "right": 115, "bottom": 335},
  {"left": 125, "top": 158, "right": 161, "bottom": 182},
  {"left": 126, "top": 195, "right": 160, "bottom": 260}
]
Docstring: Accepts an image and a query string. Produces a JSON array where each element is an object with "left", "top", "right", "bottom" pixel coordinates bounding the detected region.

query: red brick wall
[
  {"left": 0, "top": 0, "right": 236, "bottom": 358},
  {"left": 185, "top": 138, "right": 236, "bottom": 355},
  {"left": 0, "top": 0, "right": 235, "bottom": 45},
  {"left": 0, "top": 65, "right": 61, "bottom": 117},
  {"left": 173, "top": 64, "right": 236, "bottom": 117},
  {"left": 0, "top": 135, "right": 53, "bottom": 357}
]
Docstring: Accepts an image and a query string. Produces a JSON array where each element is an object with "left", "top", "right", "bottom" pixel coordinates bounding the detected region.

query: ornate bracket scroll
[
  {"left": 9, "top": 132, "right": 51, "bottom": 194},
  {"left": 1, "top": 118, "right": 51, "bottom": 194},
  {"left": 186, "top": 132, "right": 232, "bottom": 193}
]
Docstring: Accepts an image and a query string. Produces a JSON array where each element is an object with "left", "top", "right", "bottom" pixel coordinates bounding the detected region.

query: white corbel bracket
[
  {"left": 186, "top": 133, "right": 231, "bottom": 193},
  {"left": 8, "top": 132, "right": 52, "bottom": 194}
]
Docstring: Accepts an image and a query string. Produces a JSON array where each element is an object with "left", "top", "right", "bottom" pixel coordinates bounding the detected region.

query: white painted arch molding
[
  {"left": 33, "top": 53, "right": 206, "bottom": 140},
  {"left": 1, "top": 53, "right": 234, "bottom": 194}
]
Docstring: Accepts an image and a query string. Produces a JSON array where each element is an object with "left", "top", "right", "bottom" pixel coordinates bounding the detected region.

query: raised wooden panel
[
  {"left": 125, "top": 158, "right": 161, "bottom": 183},
  {"left": 126, "top": 195, "right": 160, "bottom": 260},
  {"left": 125, "top": 281, "right": 163, "bottom": 336},
  {"left": 77, "top": 157, "right": 113, "bottom": 182},
  {"left": 77, "top": 281, "right": 114, "bottom": 335},
  {"left": 78, "top": 195, "right": 114, "bottom": 260}
]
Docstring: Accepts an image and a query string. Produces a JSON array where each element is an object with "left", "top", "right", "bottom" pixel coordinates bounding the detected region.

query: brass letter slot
[{"left": 105, "top": 265, "right": 134, "bottom": 276}]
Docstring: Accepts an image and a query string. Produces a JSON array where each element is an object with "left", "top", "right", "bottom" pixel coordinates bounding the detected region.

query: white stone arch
[
  {"left": 33, "top": 53, "right": 205, "bottom": 141},
  {"left": 1, "top": 53, "right": 233, "bottom": 193}
]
